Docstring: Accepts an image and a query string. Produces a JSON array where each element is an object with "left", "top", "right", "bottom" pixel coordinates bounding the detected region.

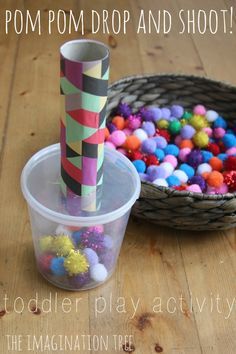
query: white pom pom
[
  {"left": 206, "top": 110, "right": 218, "bottom": 122},
  {"left": 173, "top": 169, "right": 188, "bottom": 183},
  {"left": 133, "top": 128, "right": 148, "bottom": 142},
  {"left": 160, "top": 162, "right": 174, "bottom": 178},
  {"left": 153, "top": 178, "right": 168, "bottom": 187},
  {"left": 196, "top": 163, "right": 212, "bottom": 175},
  {"left": 90, "top": 263, "right": 108, "bottom": 282},
  {"left": 55, "top": 225, "right": 72, "bottom": 237}
]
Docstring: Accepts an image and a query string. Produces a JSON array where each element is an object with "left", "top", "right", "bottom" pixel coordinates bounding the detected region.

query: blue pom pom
[
  {"left": 201, "top": 150, "right": 213, "bottom": 163},
  {"left": 166, "top": 175, "right": 181, "bottom": 187},
  {"left": 72, "top": 230, "right": 83, "bottom": 244},
  {"left": 222, "top": 134, "right": 236, "bottom": 148},
  {"left": 164, "top": 144, "right": 179, "bottom": 157},
  {"left": 50, "top": 257, "right": 66, "bottom": 276},
  {"left": 179, "top": 163, "right": 195, "bottom": 179},
  {"left": 213, "top": 116, "right": 227, "bottom": 129},
  {"left": 217, "top": 153, "right": 227, "bottom": 161},
  {"left": 132, "top": 159, "right": 146, "bottom": 173},
  {"left": 154, "top": 148, "right": 165, "bottom": 161}
]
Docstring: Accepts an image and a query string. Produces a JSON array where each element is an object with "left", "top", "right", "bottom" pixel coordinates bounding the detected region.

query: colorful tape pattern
[{"left": 60, "top": 48, "right": 109, "bottom": 212}]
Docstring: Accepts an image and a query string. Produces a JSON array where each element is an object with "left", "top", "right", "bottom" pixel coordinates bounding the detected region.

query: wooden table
[{"left": 0, "top": 0, "right": 236, "bottom": 353}]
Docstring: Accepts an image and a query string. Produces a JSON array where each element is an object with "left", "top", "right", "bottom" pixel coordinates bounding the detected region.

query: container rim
[{"left": 21, "top": 144, "right": 141, "bottom": 226}]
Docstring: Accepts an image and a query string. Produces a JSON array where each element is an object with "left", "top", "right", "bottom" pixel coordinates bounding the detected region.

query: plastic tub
[{"left": 21, "top": 144, "right": 141, "bottom": 290}]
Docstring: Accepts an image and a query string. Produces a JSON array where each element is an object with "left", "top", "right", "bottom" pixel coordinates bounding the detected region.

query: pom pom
[
  {"left": 87, "top": 225, "right": 104, "bottom": 234},
  {"left": 123, "top": 135, "right": 141, "bottom": 151},
  {"left": 103, "top": 235, "right": 113, "bottom": 249},
  {"left": 180, "top": 163, "right": 195, "bottom": 179},
  {"left": 193, "top": 104, "right": 206, "bottom": 116},
  {"left": 83, "top": 248, "right": 99, "bottom": 266},
  {"left": 68, "top": 272, "right": 90, "bottom": 288},
  {"left": 164, "top": 155, "right": 178, "bottom": 168},
  {"left": 161, "top": 107, "right": 171, "bottom": 119},
  {"left": 173, "top": 170, "right": 189, "bottom": 183},
  {"left": 201, "top": 150, "right": 213, "bottom": 162},
  {"left": 154, "top": 148, "right": 165, "bottom": 161},
  {"left": 105, "top": 141, "right": 116, "bottom": 149},
  {"left": 160, "top": 162, "right": 174, "bottom": 177},
  {"left": 186, "top": 184, "right": 202, "bottom": 193},
  {"left": 180, "top": 125, "right": 196, "bottom": 139},
  {"left": 224, "top": 171, "right": 236, "bottom": 192},
  {"left": 55, "top": 225, "right": 72, "bottom": 237},
  {"left": 207, "top": 142, "right": 220, "bottom": 156},
  {"left": 142, "top": 121, "right": 156, "bottom": 137},
  {"left": 109, "top": 130, "right": 126, "bottom": 147},
  {"left": 38, "top": 254, "right": 53, "bottom": 272},
  {"left": 52, "top": 235, "right": 74, "bottom": 256},
  {"left": 139, "top": 173, "right": 149, "bottom": 182},
  {"left": 226, "top": 147, "right": 236, "bottom": 156},
  {"left": 189, "top": 175, "right": 207, "bottom": 192},
  {"left": 141, "top": 138, "right": 156, "bottom": 154},
  {"left": 189, "top": 115, "right": 208, "bottom": 130},
  {"left": 112, "top": 115, "right": 125, "bottom": 130},
  {"left": 214, "top": 116, "right": 227, "bottom": 129},
  {"left": 222, "top": 134, "right": 236, "bottom": 149},
  {"left": 140, "top": 108, "right": 154, "bottom": 121},
  {"left": 202, "top": 127, "right": 213, "bottom": 138},
  {"left": 123, "top": 128, "right": 132, "bottom": 136},
  {"left": 196, "top": 163, "right": 212, "bottom": 175},
  {"left": 179, "top": 148, "right": 191, "bottom": 162},
  {"left": 168, "top": 120, "right": 181, "bottom": 135},
  {"left": 207, "top": 171, "right": 224, "bottom": 188},
  {"left": 171, "top": 105, "right": 184, "bottom": 118},
  {"left": 214, "top": 183, "right": 228, "bottom": 194},
  {"left": 187, "top": 149, "right": 203, "bottom": 168},
  {"left": 117, "top": 102, "right": 132, "bottom": 118},
  {"left": 148, "top": 166, "right": 166, "bottom": 181},
  {"left": 148, "top": 107, "right": 162, "bottom": 122},
  {"left": 164, "top": 143, "right": 180, "bottom": 157},
  {"left": 133, "top": 128, "right": 148, "bottom": 142},
  {"left": 72, "top": 230, "right": 84, "bottom": 244},
  {"left": 179, "top": 139, "right": 194, "bottom": 150},
  {"left": 39, "top": 235, "right": 54, "bottom": 253},
  {"left": 107, "top": 122, "right": 117, "bottom": 134},
  {"left": 80, "top": 230, "right": 105, "bottom": 253},
  {"left": 158, "top": 129, "right": 171, "bottom": 142},
  {"left": 182, "top": 111, "right": 193, "bottom": 119},
  {"left": 117, "top": 148, "right": 127, "bottom": 156},
  {"left": 145, "top": 155, "right": 159, "bottom": 167},
  {"left": 157, "top": 119, "right": 169, "bottom": 129},
  {"left": 127, "top": 115, "right": 141, "bottom": 130},
  {"left": 193, "top": 131, "right": 209, "bottom": 148},
  {"left": 166, "top": 175, "right": 181, "bottom": 187},
  {"left": 214, "top": 127, "right": 225, "bottom": 139},
  {"left": 206, "top": 110, "right": 218, "bottom": 122},
  {"left": 128, "top": 150, "right": 143, "bottom": 161},
  {"left": 153, "top": 178, "right": 168, "bottom": 187},
  {"left": 224, "top": 156, "right": 236, "bottom": 171},
  {"left": 154, "top": 136, "right": 167, "bottom": 149},
  {"left": 64, "top": 250, "right": 89, "bottom": 276},
  {"left": 90, "top": 263, "right": 108, "bottom": 282},
  {"left": 132, "top": 160, "right": 146, "bottom": 173},
  {"left": 218, "top": 153, "right": 227, "bottom": 162},
  {"left": 50, "top": 257, "right": 66, "bottom": 276},
  {"left": 209, "top": 157, "right": 223, "bottom": 171}
]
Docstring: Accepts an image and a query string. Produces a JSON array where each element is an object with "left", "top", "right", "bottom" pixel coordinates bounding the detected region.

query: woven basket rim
[{"left": 108, "top": 73, "right": 236, "bottom": 201}]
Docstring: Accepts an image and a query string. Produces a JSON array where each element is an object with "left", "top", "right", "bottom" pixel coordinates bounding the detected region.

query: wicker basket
[{"left": 106, "top": 74, "right": 236, "bottom": 230}]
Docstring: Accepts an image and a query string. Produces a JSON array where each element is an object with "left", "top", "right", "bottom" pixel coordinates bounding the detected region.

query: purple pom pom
[
  {"left": 149, "top": 107, "right": 162, "bottom": 122},
  {"left": 161, "top": 107, "right": 171, "bottom": 120},
  {"left": 187, "top": 149, "right": 203, "bottom": 168},
  {"left": 117, "top": 102, "right": 132, "bottom": 118},
  {"left": 139, "top": 108, "right": 154, "bottom": 121},
  {"left": 189, "top": 175, "right": 207, "bottom": 192},
  {"left": 80, "top": 230, "right": 105, "bottom": 253},
  {"left": 141, "top": 138, "right": 156, "bottom": 154},
  {"left": 171, "top": 105, "right": 184, "bottom": 118},
  {"left": 181, "top": 125, "right": 196, "bottom": 139},
  {"left": 68, "top": 271, "right": 90, "bottom": 288},
  {"left": 142, "top": 121, "right": 156, "bottom": 136}
]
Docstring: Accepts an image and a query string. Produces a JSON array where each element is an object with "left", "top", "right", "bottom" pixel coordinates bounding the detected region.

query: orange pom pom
[
  {"left": 202, "top": 172, "right": 210, "bottom": 180},
  {"left": 112, "top": 115, "right": 125, "bottom": 130},
  {"left": 209, "top": 157, "right": 223, "bottom": 171},
  {"left": 179, "top": 139, "right": 194, "bottom": 149},
  {"left": 104, "top": 127, "right": 110, "bottom": 140},
  {"left": 123, "top": 135, "right": 141, "bottom": 151},
  {"left": 207, "top": 171, "right": 223, "bottom": 188}
]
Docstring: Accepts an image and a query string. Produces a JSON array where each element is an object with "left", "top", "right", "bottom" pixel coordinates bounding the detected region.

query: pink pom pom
[
  {"left": 123, "top": 128, "right": 132, "bottom": 136},
  {"left": 105, "top": 141, "right": 116, "bottom": 149},
  {"left": 117, "top": 148, "right": 128, "bottom": 156},
  {"left": 214, "top": 127, "right": 225, "bottom": 139},
  {"left": 226, "top": 147, "right": 236, "bottom": 155},
  {"left": 214, "top": 183, "right": 228, "bottom": 194},
  {"left": 203, "top": 127, "right": 213, "bottom": 137},
  {"left": 108, "top": 130, "right": 126, "bottom": 147},
  {"left": 87, "top": 225, "right": 104, "bottom": 233},
  {"left": 193, "top": 104, "right": 206, "bottom": 116},
  {"left": 164, "top": 155, "right": 178, "bottom": 168},
  {"left": 186, "top": 184, "right": 202, "bottom": 193},
  {"left": 175, "top": 135, "right": 182, "bottom": 146},
  {"left": 127, "top": 115, "right": 141, "bottom": 130},
  {"left": 179, "top": 148, "right": 191, "bottom": 162}
]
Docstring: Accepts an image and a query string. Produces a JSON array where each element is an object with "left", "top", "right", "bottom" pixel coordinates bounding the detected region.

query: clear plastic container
[{"left": 21, "top": 144, "right": 140, "bottom": 290}]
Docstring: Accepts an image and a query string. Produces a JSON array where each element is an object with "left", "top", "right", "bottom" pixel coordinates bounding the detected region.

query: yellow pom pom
[
  {"left": 52, "top": 235, "right": 74, "bottom": 256},
  {"left": 180, "top": 118, "right": 187, "bottom": 126},
  {"left": 39, "top": 235, "right": 54, "bottom": 252},
  {"left": 189, "top": 115, "right": 208, "bottom": 130},
  {"left": 157, "top": 119, "right": 169, "bottom": 129},
  {"left": 193, "top": 131, "right": 209, "bottom": 148},
  {"left": 64, "top": 250, "right": 89, "bottom": 275}
]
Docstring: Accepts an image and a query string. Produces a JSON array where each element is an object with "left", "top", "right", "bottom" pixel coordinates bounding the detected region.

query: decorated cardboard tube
[{"left": 60, "top": 39, "right": 110, "bottom": 213}]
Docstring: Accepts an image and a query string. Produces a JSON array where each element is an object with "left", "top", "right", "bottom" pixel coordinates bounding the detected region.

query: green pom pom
[
  {"left": 52, "top": 235, "right": 74, "bottom": 256},
  {"left": 168, "top": 120, "right": 181, "bottom": 135},
  {"left": 182, "top": 111, "right": 192, "bottom": 119},
  {"left": 64, "top": 250, "right": 89, "bottom": 275},
  {"left": 39, "top": 235, "right": 54, "bottom": 252}
]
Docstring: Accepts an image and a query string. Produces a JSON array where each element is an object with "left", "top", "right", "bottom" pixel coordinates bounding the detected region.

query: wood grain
[{"left": 0, "top": 0, "right": 235, "bottom": 353}]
